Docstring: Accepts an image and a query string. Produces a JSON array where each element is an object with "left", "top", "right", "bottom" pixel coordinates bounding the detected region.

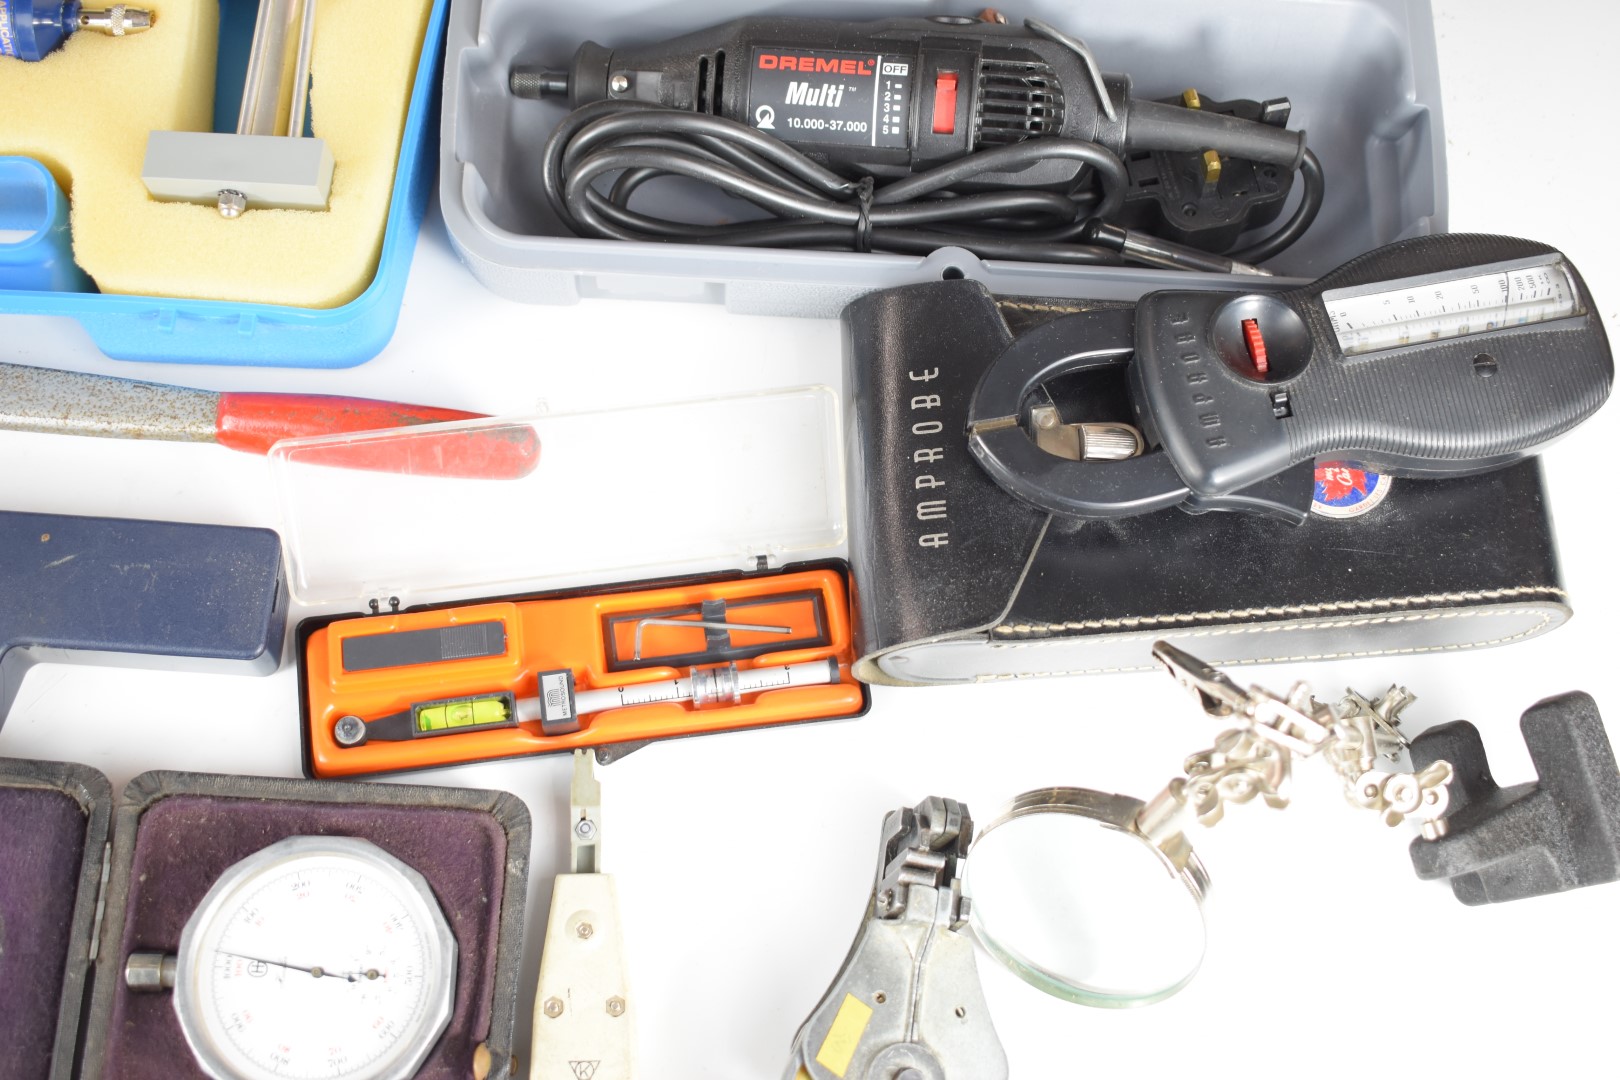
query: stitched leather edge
[
  {"left": 992, "top": 585, "right": 1568, "bottom": 635},
  {"left": 996, "top": 299, "right": 1106, "bottom": 314},
  {"left": 976, "top": 604, "right": 1564, "bottom": 677}
]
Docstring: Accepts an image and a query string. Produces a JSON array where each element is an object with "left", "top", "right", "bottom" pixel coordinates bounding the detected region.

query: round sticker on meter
[{"left": 1312, "top": 461, "right": 1392, "bottom": 519}]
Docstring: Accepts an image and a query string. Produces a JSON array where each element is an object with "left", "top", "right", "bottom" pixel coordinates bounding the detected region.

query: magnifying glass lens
[{"left": 966, "top": 794, "right": 1207, "bottom": 1008}]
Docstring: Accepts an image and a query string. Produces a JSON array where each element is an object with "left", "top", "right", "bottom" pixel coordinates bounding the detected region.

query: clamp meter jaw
[{"left": 968, "top": 234, "right": 1614, "bottom": 522}]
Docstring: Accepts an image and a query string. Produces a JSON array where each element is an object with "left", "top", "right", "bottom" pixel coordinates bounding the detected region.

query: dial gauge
[
  {"left": 1322, "top": 253, "right": 1581, "bottom": 356},
  {"left": 168, "top": 836, "right": 456, "bottom": 1080}
]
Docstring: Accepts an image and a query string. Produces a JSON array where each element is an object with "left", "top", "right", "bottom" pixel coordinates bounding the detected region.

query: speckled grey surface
[{"left": 0, "top": 363, "right": 218, "bottom": 442}]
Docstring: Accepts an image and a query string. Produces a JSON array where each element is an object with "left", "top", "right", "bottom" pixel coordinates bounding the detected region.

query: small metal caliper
[{"left": 784, "top": 798, "right": 1008, "bottom": 1080}]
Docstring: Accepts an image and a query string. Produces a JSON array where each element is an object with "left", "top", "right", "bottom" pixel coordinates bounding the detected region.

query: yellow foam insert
[
  {"left": 0, "top": 0, "right": 433, "bottom": 308},
  {"left": 0, "top": 3, "right": 217, "bottom": 212}
]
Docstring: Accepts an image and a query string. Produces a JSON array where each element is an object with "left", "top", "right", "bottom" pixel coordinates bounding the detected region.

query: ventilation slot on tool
[
  {"left": 697, "top": 51, "right": 726, "bottom": 114},
  {"left": 974, "top": 59, "right": 1062, "bottom": 146}
]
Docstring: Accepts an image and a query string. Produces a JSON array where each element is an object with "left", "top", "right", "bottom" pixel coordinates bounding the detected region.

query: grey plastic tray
[{"left": 440, "top": 0, "right": 1445, "bottom": 315}]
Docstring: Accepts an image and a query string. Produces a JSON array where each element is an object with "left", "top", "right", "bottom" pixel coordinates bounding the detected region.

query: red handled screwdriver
[{"left": 0, "top": 362, "right": 539, "bottom": 479}]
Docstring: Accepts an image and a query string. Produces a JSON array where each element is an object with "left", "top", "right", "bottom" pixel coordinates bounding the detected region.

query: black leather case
[{"left": 843, "top": 280, "right": 1568, "bottom": 685}]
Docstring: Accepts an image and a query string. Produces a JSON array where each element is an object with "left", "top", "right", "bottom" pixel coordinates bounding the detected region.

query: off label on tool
[{"left": 748, "top": 48, "right": 912, "bottom": 149}]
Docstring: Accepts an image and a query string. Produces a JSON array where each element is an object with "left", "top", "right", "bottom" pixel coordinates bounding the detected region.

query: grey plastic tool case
[{"left": 440, "top": 0, "right": 1445, "bottom": 314}]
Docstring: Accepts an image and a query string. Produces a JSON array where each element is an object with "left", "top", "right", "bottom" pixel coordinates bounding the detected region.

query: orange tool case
[{"left": 298, "top": 563, "right": 867, "bottom": 779}]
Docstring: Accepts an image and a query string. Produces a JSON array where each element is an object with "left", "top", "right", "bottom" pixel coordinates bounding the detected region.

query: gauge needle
[{"left": 220, "top": 952, "right": 382, "bottom": 983}]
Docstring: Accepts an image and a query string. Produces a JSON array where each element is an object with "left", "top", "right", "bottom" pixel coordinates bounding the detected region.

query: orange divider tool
[{"left": 302, "top": 567, "right": 864, "bottom": 778}]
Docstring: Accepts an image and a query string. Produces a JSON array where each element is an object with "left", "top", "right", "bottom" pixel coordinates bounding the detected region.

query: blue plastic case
[
  {"left": 0, "top": 156, "right": 93, "bottom": 293},
  {"left": 0, "top": 0, "right": 448, "bottom": 368}
]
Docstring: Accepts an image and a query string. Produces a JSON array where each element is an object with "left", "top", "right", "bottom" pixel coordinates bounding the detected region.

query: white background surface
[{"left": 3, "top": 1, "right": 1619, "bottom": 1076}]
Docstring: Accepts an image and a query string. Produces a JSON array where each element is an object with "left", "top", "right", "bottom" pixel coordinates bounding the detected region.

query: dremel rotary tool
[
  {"left": 513, "top": 12, "right": 1322, "bottom": 272},
  {"left": 0, "top": 0, "right": 151, "bottom": 61}
]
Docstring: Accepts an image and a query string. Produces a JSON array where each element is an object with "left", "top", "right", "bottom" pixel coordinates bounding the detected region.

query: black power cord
[
  {"left": 541, "top": 100, "right": 1324, "bottom": 269},
  {"left": 1230, "top": 148, "right": 1324, "bottom": 265}
]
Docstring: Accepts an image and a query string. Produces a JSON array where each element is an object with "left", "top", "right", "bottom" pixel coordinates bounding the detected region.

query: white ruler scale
[{"left": 1324, "top": 255, "right": 1581, "bottom": 356}]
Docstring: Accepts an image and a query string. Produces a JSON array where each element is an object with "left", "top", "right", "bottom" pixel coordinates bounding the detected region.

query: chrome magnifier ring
[{"left": 965, "top": 786, "right": 1211, "bottom": 1009}]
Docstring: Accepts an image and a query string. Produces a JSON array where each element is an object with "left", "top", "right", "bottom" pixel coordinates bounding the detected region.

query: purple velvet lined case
[
  {"left": 0, "top": 758, "right": 112, "bottom": 1080},
  {"left": 76, "top": 771, "right": 531, "bottom": 1080}
]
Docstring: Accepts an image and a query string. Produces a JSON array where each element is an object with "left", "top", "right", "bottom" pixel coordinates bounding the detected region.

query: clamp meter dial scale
[
  {"left": 1322, "top": 257, "right": 1579, "bottom": 357},
  {"left": 967, "top": 234, "right": 1613, "bottom": 522}
]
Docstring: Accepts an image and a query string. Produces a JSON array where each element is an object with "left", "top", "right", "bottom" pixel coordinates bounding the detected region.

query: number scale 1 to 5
[{"left": 1323, "top": 255, "right": 1581, "bottom": 356}]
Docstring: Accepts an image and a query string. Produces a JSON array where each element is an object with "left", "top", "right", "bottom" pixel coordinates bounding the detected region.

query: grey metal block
[{"left": 141, "top": 130, "right": 333, "bottom": 212}]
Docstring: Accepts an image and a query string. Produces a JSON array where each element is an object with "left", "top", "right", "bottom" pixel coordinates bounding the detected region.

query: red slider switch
[
  {"left": 1242, "top": 318, "right": 1269, "bottom": 375},
  {"left": 932, "top": 72, "right": 959, "bottom": 134}
]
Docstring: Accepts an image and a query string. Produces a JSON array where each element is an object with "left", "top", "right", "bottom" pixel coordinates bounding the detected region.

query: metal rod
[
  {"left": 288, "top": 0, "right": 318, "bottom": 138},
  {"left": 632, "top": 617, "right": 791, "bottom": 660},
  {"left": 237, "top": 0, "right": 305, "bottom": 137},
  {"left": 238, "top": 0, "right": 279, "bottom": 135}
]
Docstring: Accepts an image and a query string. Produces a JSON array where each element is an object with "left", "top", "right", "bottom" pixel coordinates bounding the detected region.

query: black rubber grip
[
  {"left": 1132, "top": 234, "right": 1614, "bottom": 496},
  {"left": 1126, "top": 99, "right": 1305, "bottom": 168}
]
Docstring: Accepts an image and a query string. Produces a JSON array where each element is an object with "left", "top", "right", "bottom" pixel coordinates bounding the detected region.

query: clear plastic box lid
[{"left": 269, "top": 386, "right": 845, "bottom": 606}]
